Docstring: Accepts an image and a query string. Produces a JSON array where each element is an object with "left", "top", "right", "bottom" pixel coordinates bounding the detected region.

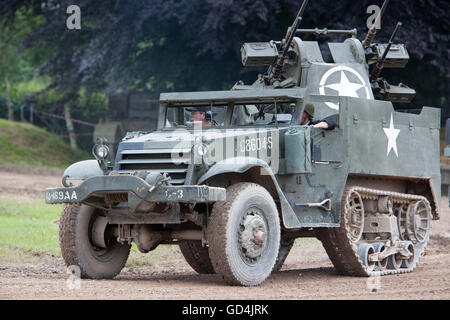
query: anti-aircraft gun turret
[
  {"left": 360, "top": 0, "right": 416, "bottom": 104},
  {"left": 369, "top": 21, "right": 403, "bottom": 83},
  {"left": 241, "top": 0, "right": 416, "bottom": 105}
]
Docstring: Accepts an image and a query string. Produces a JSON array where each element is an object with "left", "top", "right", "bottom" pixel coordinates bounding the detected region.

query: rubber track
[{"left": 318, "top": 186, "right": 430, "bottom": 277}]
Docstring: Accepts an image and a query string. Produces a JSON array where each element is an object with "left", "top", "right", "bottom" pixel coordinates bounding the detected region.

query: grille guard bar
[{"left": 45, "top": 175, "right": 226, "bottom": 205}]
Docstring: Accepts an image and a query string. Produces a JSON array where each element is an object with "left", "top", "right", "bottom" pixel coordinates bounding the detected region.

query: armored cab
[
  {"left": 93, "top": 92, "right": 160, "bottom": 157},
  {"left": 46, "top": 0, "right": 440, "bottom": 286}
]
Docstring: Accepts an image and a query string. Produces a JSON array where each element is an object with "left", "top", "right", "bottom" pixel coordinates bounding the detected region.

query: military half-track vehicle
[{"left": 46, "top": 0, "right": 441, "bottom": 286}]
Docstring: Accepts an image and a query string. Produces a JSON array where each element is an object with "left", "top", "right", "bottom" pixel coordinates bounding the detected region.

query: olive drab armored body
[{"left": 46, "top": 0, "right": 441, "bottom": 286}]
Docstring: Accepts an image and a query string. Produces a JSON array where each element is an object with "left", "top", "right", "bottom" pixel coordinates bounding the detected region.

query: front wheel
[
  {"left": 207, "top": 183, "right": 280, "bottom": 286},
  {"left": 59, "top": 204, "right": 131, "bottom": 279}
]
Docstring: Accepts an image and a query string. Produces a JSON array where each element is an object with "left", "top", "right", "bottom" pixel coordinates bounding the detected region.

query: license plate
[{"left": 46, "top": 189, "right": 78, "bottom": 203}]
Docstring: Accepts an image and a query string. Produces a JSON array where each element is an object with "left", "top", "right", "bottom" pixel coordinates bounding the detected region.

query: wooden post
[
  {"left": 4, "top": 74, "right": 14, "bottom": 121},
  {"left": 64, "top": 104, "right": 78, "bottom": 149}
]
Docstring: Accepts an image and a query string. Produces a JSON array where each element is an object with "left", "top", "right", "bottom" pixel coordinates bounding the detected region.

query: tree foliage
[{"left": 0, "top": 0, "right": 448, "bottom": 112}]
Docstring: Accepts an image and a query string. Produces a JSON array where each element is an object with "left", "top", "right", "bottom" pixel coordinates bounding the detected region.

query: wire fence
[{"left": 0, "top": 95, "right": 96, "bottom": 149}]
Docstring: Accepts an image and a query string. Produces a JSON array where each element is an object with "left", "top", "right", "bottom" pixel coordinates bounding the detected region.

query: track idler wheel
[
  {"left": 396, "top": 203, "right": 409, "bottom": 240},
  {"left": 406, "top": 200, "right": 431, "bottom": 244}
]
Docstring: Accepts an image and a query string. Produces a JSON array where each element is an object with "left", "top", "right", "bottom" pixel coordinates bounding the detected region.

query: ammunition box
[
  {"left": 241, "top": 42, "right": 278, "bottom": 67},
  {"left": 374, "top": 43, "right": 409, "bottom": 68},
  {"left": 379, "top": 82, "right": 416, "bottom": 103}
]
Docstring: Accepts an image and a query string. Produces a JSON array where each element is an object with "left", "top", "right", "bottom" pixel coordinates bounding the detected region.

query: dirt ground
[{"left": 0, "top": 166, "right": 449, "bottom": 300}]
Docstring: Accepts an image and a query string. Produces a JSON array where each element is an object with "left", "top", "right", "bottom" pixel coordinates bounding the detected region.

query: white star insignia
[
  {"left": 323, "top": 71, "right": 365, "bottom": 98},
  {"left": 383, "top": 113, "right": 400, "bottom": 157}
]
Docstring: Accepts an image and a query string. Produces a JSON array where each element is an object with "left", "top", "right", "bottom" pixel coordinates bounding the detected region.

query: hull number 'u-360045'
[
  {"left": 239, "top": 136, "right": 272, "bottom": 153},
  {"left": 46, "top": 190, "right": 78, "bottom": 202}
]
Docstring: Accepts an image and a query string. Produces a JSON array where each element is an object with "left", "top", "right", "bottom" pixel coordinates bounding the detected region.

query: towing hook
[
  {"left": 144, "top": 172, "right": 172, "bottom": 194},
  {"left": 62, "top": 175, "right": 73, "bottom": 188}
]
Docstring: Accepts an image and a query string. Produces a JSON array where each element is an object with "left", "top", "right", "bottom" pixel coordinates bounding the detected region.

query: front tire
[
  {"left": 59, "top": 203, "right": 131, "bottom": 279},
  {"left": 207, "top": 183, "right": 280, "bottom": 286}
]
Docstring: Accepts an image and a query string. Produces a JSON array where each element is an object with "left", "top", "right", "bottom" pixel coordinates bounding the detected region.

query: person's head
[
  {"left": 190, "top": 110, "right": 206, "bottom": 122},
  {"left": 301, "top": 103, "right": 315, "bottom": 125},
  {"left": 188, "top": 107, "right": 211, "bottom": 125}
]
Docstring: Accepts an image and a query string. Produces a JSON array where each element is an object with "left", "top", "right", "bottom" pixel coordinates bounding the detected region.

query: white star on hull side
[{"left": 383, "top": 113, "right": 400, "bottom": 157}]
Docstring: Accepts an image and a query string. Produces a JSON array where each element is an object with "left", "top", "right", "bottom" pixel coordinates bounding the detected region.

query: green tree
[
  {"left": 0, "top": 7, "right": 46, "bottom": 121},
  {"left": 1, "top": 0, "right": 448, "bottom": 133},
  {"left": 0, "top": 11, "right": 25, "bottom": 120}
]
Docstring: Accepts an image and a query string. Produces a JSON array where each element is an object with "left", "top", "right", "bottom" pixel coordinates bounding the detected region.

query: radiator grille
[{"left": 118, "top": 149, "right": 190, "bottom": 185}]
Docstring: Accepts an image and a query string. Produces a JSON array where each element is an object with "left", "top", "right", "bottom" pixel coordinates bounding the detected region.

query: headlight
[
  {"left": 196, "top": 144, "right": 208, "bottom": 156},
  {"left": 92, "top": 138, "right": 112, "bottom": 173},
  {"left": 92, "top": 142, "right": 109, "bottom": 160},
  {"left": 192, "top": 142, "right": 209, "bottom": 165}
]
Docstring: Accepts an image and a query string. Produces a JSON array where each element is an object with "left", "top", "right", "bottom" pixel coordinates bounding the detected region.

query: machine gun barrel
[
  {"left": 296, "top": 28, "right": 357, "bottom": 37},
  {"left": 270, "top": 0, "right": 309, "bottom": 87},
  {"left": 370, "top": 22, "right": 402, "bottom": 83},
  {"left": 362, "top": 0, "right": 391, "bottom": 48}
]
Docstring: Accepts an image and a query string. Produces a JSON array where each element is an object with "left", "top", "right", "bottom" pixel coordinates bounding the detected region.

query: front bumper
[{"left": 45, "top": 175, "right": 226, "bottom": 204}]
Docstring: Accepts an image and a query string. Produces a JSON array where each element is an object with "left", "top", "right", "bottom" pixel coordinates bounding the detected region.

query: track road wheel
[
  {"left": 178, "top": 240, "right": 215, "bottom": 274},
  {"left": 373, "top": 243, "right": 388, "bottom": 271},
  {"left": 207, "top": 183, "right": 280, "bottom": 286},
  {"left": 59, "top": 203, "right": 131, "bottom": 279},
  {"left": 357, "top": 243, "right": 376, "bottom": 272},
  {"left": 387, "top": 252, "right": 403, "bottom": 270},
  {"left": 401, "top": 243, "right": 415, "bottom": 269}
]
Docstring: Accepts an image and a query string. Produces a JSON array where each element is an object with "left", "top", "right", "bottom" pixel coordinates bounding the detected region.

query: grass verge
[
  {"left": 0, "top": 198, "right": 62, "bottom": 261},
  {"left": 0, "top": 119, "right": 90, "bottom": 168}
]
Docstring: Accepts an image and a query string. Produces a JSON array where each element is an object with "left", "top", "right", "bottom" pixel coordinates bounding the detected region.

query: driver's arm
[{"left": 312, "top": 119, "right": 336, "bottom": 130}]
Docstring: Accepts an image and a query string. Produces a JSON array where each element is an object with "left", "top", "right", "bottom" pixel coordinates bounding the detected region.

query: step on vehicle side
[{"left": 46, "top": 0, "right": 441, "bottom": 286}]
